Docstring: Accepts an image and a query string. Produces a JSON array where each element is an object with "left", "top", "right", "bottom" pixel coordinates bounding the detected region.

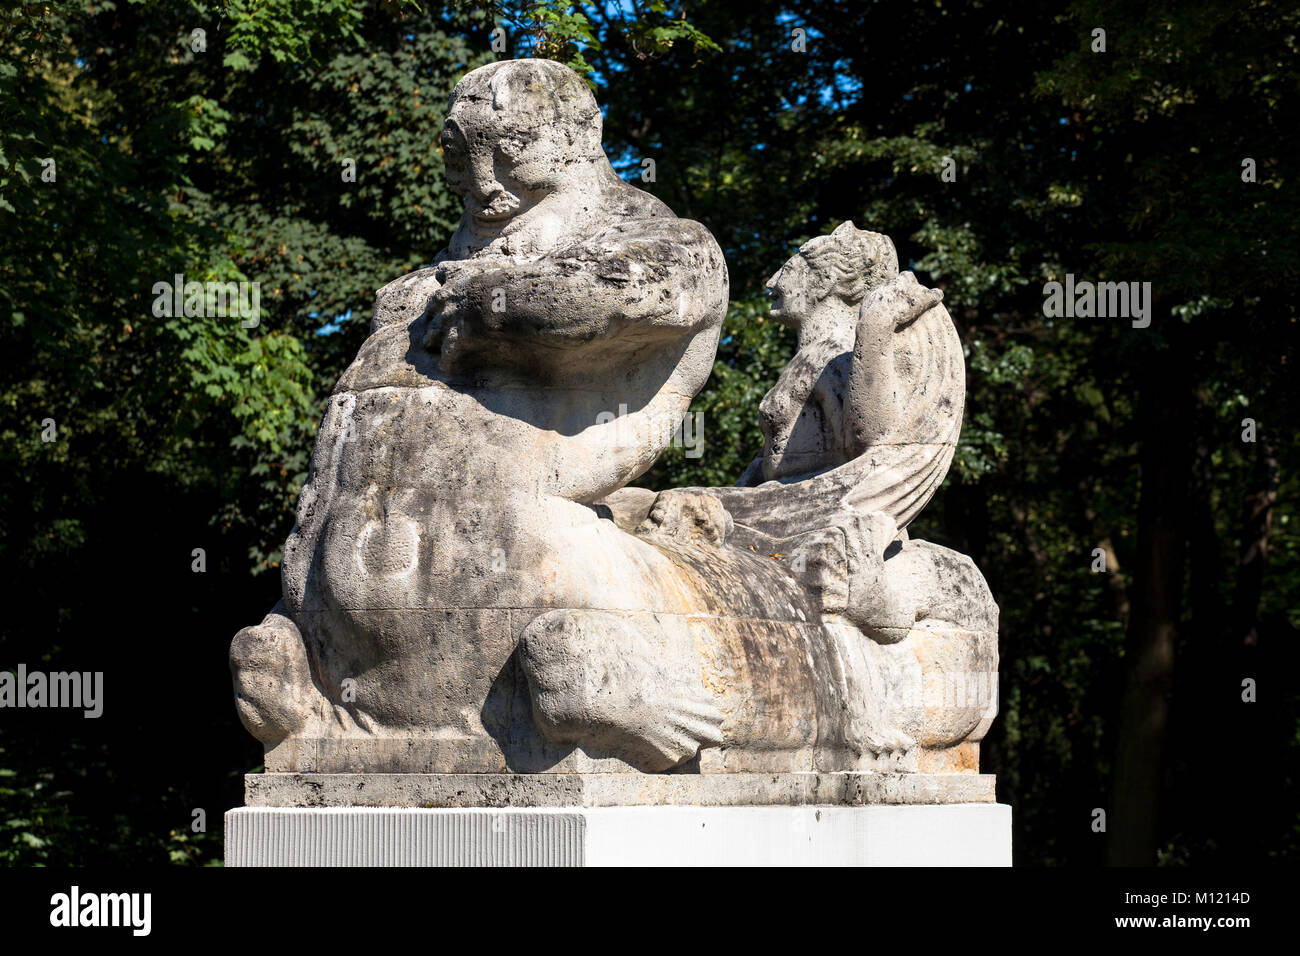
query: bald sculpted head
[{"left": 440, "top": 60, "right": 607, "bottom": 229}]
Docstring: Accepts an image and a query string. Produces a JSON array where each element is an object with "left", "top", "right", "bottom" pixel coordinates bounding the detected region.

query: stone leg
[
  {"left": 229, "top": 600, "right": 327, "bottom": 746},
  {"left": 518, "top": 608, "right": 724, "bottom": 772}
]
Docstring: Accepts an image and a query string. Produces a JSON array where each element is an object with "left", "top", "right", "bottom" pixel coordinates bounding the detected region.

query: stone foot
[
  {"left": 519, "top": 609, "right": 724, "bottom": 771},
  {"left": 229, "top": 601, "right": 323, "bottom": 746}
]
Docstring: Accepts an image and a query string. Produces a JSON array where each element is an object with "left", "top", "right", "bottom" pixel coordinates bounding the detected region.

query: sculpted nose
[{"left": 469, "top": 153, "right": 501, "bottom": 202}]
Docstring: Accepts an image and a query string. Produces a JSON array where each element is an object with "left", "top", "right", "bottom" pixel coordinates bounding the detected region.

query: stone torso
[{"left": 759, "top": 333, "right": 854, "bottom": 481}]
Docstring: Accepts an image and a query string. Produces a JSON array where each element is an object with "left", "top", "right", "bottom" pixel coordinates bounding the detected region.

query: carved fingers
[{"left": 859, "top": 271, "right": 944, "bottom": 333}]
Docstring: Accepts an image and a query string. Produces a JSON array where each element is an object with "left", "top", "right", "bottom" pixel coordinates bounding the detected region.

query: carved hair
[{"left": 800, "top": 221, "right": 898, "bottom": 304}]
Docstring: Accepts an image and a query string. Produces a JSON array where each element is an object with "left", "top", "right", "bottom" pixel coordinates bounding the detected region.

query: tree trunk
[
  {"left": 1186, "top": 417, "right": 1225, "bottom": 635},
  {"left": 1079, "top": 477, "right": 1132, "bottom": 628},
  {"left": 1107, "top": 345, "right": 1191, "bottom": 866}
]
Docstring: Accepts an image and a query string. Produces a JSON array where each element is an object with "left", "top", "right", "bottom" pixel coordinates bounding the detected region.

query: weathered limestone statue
[{"left": 230, "top": 59, "right": 998, "bottom": 795}]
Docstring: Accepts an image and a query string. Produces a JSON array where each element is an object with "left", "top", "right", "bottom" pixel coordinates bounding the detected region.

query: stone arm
[
  {"left": 425, "top": 218, "right": 728, "bottom": 367},
  {"left": 843, "top": 273, "right": 943, "bottom": 456}
]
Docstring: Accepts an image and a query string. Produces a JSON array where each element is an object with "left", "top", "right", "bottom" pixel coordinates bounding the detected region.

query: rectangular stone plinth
[
  {"left": 245, "top": 771, "right": 996, "bottom": 808},
  {"left": 225, "top": 804, "right": 1011, "bottom": 866}
]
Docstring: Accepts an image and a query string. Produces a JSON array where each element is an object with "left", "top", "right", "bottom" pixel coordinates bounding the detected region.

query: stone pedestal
[
  {"left": 226, "top": 772, "right": 1011, "bottom": 866},
  {"left": 242, "top": 771, "right": 997, "bottom": 808},
  {"left": 225, "top": 804, "right": 1010, "bottom": 866}
]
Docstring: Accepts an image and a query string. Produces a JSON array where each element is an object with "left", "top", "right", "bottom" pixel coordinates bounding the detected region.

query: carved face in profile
[
  {"left": 440, "top": 60, "right": 604, "bottom": 233},
  {"left": 765, "top": 253, "right": 815, "bottom": 326},
  {"left": 765, "top": 222, "right": 898, "bottom": 327}
]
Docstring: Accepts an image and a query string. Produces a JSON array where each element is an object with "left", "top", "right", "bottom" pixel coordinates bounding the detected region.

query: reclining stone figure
[{"left": 230, "top": 58, "right": 998, "bottom": 779}]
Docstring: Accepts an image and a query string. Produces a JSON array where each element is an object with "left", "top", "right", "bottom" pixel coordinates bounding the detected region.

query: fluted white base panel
[{"left": 225, "top": 804, "right": 1011, "bottom": 866}]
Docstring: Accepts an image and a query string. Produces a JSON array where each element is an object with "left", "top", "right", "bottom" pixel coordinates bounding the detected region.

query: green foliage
[
  {"left": 450, "top": 1, "right": 718, "bottom": 78},
  {"left": 0, "top": 746, "right": 225, "bottom": 866},
  {"left": 526, "top": 0, "right": 602, "bottom": 76},
  {"left": 214, "top": 0, "right": 371, "bottom": 71},
  {"left": 0, "top": 0, "right": 489, "bottom": 863},
  {"left": 644, "top": 298, "right": 793, "bottom": 488}
]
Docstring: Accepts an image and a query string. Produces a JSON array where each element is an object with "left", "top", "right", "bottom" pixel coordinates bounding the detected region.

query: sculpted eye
[
  {"left": 497, "top": 137, "right": 526, "bottom": 159},
  {"left": 441, "top": 125, "right": 467, "bottom": 155}
]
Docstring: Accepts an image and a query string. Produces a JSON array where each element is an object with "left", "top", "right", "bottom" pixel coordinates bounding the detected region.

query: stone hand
[
  {"left": 433, "top": 254, "right": 513, "bottom": 284},
  {"left": 421, "top": 269, "right": 479, "bottom": 351},
  {"left": 859, "top": 271, "right": 944, "bottom": 333},
  {"left": 842, "top": 510, "right": 913, "bottom": 644},
  {"left": 229, "top": 602, "right": 323, "bottom": 745},
  {"left": 420, "top": 257, "right": 521, "bottom": 351}
]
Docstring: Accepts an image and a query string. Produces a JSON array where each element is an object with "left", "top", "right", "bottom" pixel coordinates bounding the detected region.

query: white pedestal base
[{"left": 225, "top": 804, "right": 1011, "bottom": 866}]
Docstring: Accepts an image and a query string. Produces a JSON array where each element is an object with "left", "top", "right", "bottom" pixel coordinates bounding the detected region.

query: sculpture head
[
  {"left": 441, "top": 59, "right": 606, "bottom": 231},
  {"left": 765, "top": 221, "right": 898, "bottom": 326}
]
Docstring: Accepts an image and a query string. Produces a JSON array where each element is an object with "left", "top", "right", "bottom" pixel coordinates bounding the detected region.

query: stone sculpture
[{"left": 229, "top": 58, "right": 999, "bottom": 796}]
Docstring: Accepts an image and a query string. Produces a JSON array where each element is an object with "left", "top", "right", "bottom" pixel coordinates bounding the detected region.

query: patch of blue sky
[{"left": 316, "top": 308, "right": 352, "bottom": 336}]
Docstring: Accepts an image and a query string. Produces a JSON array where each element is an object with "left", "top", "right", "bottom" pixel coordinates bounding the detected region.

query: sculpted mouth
[{"left": 469, "top": 197, "right": 522, "bottom": 222}]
